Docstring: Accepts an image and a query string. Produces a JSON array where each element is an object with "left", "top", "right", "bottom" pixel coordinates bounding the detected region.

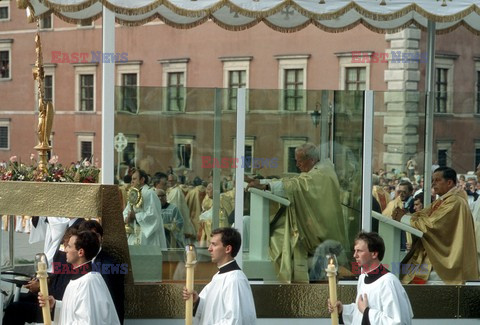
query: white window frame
[
  {"left": 434, "top": 56, "right": 455, "bottom": 114},
  {"left": 0, "top": 1, "right": 10, "bottom": 22},
  {"left": 282, "top": 137, "right": 308, "bottom": 175},
  {"left": 337, "top": 53, "right": 371, "bottom": 90},
  {"left": 34, "top": 64, "right": 56, "bottom": 110},
  {"left": 233, "top": 137, "right": 255, "bottom": 174},
  {"left": 116, "top": 61, "right": 141, "bottom": 114},
  {"left": 74, "top": 64, "right": 97, "bottom": 112},
  {"left": 0, "top": 119, "right": 10, "bottom": 150},
  {"left": 174, "top": 135, "right": 194, "bottom": 171},
  {"left": 39, "top": 14, "right": 53, "bottom": 30},
  {"left": 436, "top": 141, "right": 453, "bottom": 168},
  {"left": 221, "top": 57, "right": 251, "bottom": 111},
  {"left": 474, "top": 140, "right": 480, "bottom": 170},
  {"left": 0, "top": 40, "right": 12, "bottom": 81},
  {"left": 276, "top": 55, "right": 309, "bottom": 112},
  {"left": 159, "top": 58, "right": 189, "bottom": 112},
  {"left": 77, "top": 133, "right": 95, "bottom": 161}
]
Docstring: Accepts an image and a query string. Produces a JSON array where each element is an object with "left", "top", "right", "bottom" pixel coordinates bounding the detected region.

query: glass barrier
[
  {"left": 3, "top": 87, "right": 479, "bottom": 286},
  {"left": 114, "top": 86, "right": 366, "bottom": 283}
]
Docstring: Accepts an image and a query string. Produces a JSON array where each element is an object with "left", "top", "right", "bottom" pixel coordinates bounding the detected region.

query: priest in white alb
[
  {"left": 182, "top": 227, "right": 256, "bottom": 324},
  {"left": 328, "top": 232, "right": 413, "bottom": 325},
  {"left": 123, "top": 168, "right": 167, "bottom": 248},
  {"left": 38, "top": 230, "right": 120, "bottom": 325}
]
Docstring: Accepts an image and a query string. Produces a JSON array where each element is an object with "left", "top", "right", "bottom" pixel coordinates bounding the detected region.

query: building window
[
  {"left": 434, "top": 55, "right": 456, "bottom": 114},
  {"left": 284, "top": 69, "right": 304, "bottom": 111},
  {"left": 40, "top": 14, "right": 52, "bottom": 29},
  {"left": 475, "top": 147, "right": 480, "bottom": 171},
  {"left": 435, "top": 68, "right": 448, "bottom": 113},
  {"left": 80, "top": 75, "right": 94, "bottom": 111},
  {"left": 345, "top": 67, "right": 366, "bottom": 91},
  {"left": 0, "top": 2, "right": 9, "bottom": 21},
  {"left": 0, "top": 50, "right": 10, "bottom": 79},
  {"left": 221, "top": 57, "right": 251, "bottom": 111},
  {"left": 116, "top": 61, "right": 141, "bottom": 114},
  {"left": 74, "top": 64, "right": 97, "bottom": 112},
  {"left": 0, "top": 120, "right": 9, "bottom": 150},
  {"left": 283, "top": 137, "right": 307, "bottom": 174},
  {"left": 44, "top": 75, "right": 53, "bottom": 102},
  {"left": 436, "top": 141, "right": 452, "bottom": 168},
  {"left": 228, "top": 70, "right": 246, "bottom": 111},
  {"left": 167, "top": 72, "right": 185, "bottom": 112},
  {"left": 174, "top": 136, "right": 194, "bottom": 170},
  {"left": 159, "top": 58, "right": 189, "bottom": 112},
  {"left": 34, "top": 64, "right": 56, "bottom": 110},
  {"left": 336, "top": 52, "right": 371, "bottom": 91},
  {"left": 77, "top": 134, "right": 94, "bottom": 161},
  {"left": 233, "top": 137, "right": 255, "bottom": 174},
  {"left": 80, "top": 141, "right": 92, "bottom": 160},
  {"left": 121, "top": 73, "right": 137, "bottom": 113},
  {"left": 276, "top": 55, "right": 309, "bottom": 112},
  {"left": 78, "top": 20, "right": 94, "bottom": 28}
]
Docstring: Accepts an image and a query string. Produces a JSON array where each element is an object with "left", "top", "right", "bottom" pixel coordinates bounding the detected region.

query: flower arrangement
[{"left": 0, "top": 155, "right": 100, "bottom": 183}]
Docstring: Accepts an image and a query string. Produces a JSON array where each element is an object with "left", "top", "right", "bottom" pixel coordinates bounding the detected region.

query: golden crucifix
[{"left": 32, "top": 27, "right": 54, "bottom": 173}]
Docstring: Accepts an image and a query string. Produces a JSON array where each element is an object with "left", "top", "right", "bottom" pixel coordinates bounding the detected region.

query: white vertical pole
[
  {"left": 235, "top": 88, "right": 246, "bottom": 268},
  {"left": 424, "top": 21, "right": 436, "bottom": 206},
  {"left": 361, "top": 91, "right": 374, "bottom": 231},
  {"left": 101, "top": 6, "right": 115, "bottom": 184}
]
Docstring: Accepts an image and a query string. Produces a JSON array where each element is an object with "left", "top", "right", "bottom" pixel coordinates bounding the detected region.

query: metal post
[
  {"left": 424, "top": 21, "right": 436, "bottom": 206},
  {"left": 101, "top": 6, "right": 115, "bottom": 184},
  {"left": 234, "top": 88, "right": 246, "bottom": 268},
  {"left": 212, "top": 89, "right": 222, "bottom": 230},
  {"left": 361, "top": 91, "right": 374, "bottom": 231}
]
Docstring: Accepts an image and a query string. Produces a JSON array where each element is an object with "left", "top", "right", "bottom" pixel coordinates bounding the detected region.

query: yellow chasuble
[
  {"left": 185, "top": 185, "right": 206, "bottom": 234},
  {"left": 373, "top": 185, "right": 391, "bottom": 212},
  {"left": 401, "top": 188, "right": 479, "bottom": 284},
  {"left": 270, "top": 162, "right": 347, "bottom": 283}
]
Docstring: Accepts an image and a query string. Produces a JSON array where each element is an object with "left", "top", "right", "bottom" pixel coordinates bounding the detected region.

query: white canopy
[{"left": 21, "top": 0, "right": 480, "bottom": 34}]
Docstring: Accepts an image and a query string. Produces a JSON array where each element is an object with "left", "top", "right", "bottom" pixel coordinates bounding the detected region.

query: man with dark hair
[
  {"left": 123, "top": 168, "right": 167, "bottom": 247},
  {"left": 328, "top": 232, "right": 413, "bottom": 324},
  {"left": 182, "top": 227, "right": 256, "bottom": 324},
  {"left": 78, "top": 220, "right": 125, "bottom": 324},
  {"left": 393, "top": 166, "right": 479, "bottom": 284},
  {"left": 39, "top": 230, "right": 120, "bottom": 324}
]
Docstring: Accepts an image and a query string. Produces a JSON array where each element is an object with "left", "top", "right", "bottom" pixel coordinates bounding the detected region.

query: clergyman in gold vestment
[
  {"left": 247, "top": 143, "right": 347, "bottom": 283},
  {"left": 393, "top": 167, "right": 479, "bottom": 284}
]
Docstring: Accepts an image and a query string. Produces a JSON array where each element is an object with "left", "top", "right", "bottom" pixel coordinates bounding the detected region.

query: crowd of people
[{"left": 3, "top": 142, "right": 480, "bottom": 324}]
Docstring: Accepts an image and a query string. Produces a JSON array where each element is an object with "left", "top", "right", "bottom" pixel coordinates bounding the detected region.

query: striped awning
[{"left": 19, "top": 0, "right": 480, "bottom": 34}]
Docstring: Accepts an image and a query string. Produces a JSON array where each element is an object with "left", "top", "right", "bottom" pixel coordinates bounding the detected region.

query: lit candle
[
  {"left": 36, "top": 254, "right": 51, "bottom": 325},
  {"left": 326, "top": 256, "right": 338, "bottom": 325},
  {"left": 185, "top": 245, "right": 197, "bottom": 325}
]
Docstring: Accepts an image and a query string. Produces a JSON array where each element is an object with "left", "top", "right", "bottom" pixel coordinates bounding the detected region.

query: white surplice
[
  {"left": 29, "top": 217, "right": 77, "bottom": 272},
  {"left": 53, "top": 271, "right": 120, "bottom": 325},
  {"left": 195, "top": 264, "right": 256, "bottom": 325},
  {"left": 123, "top": 184, "right": 167, "bottom": 248},
  {"left": 342, "top": 272, "right": 413, "bottom": 325}
]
